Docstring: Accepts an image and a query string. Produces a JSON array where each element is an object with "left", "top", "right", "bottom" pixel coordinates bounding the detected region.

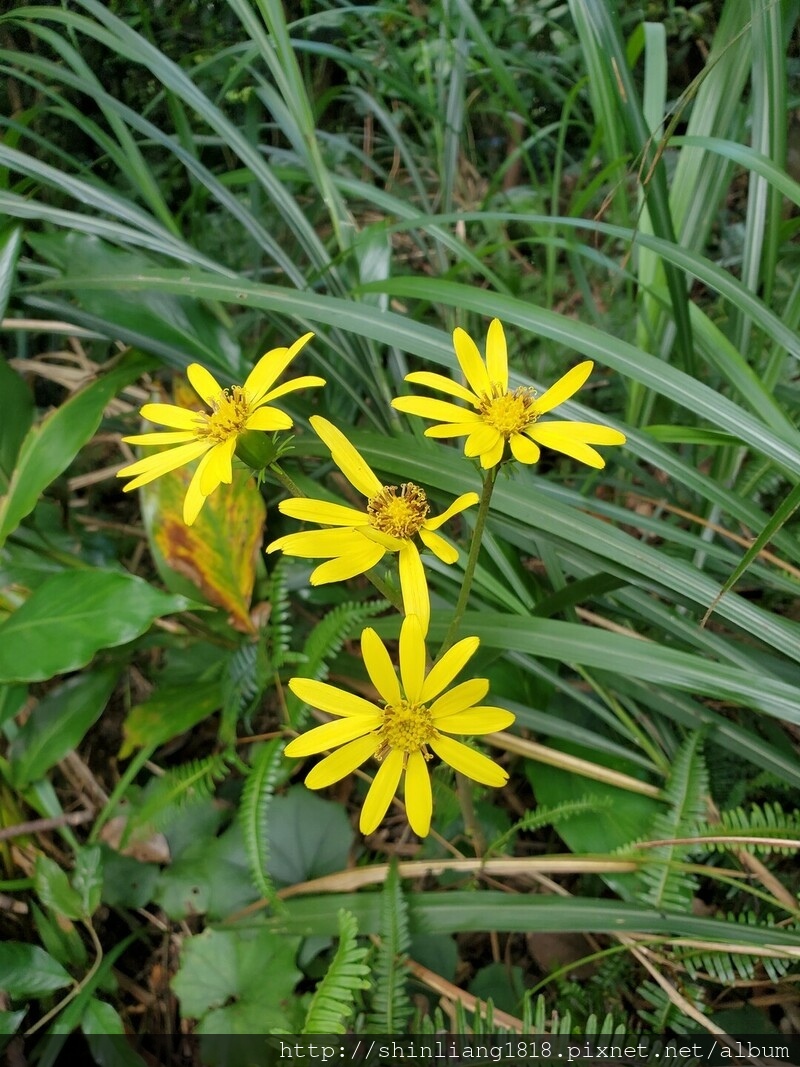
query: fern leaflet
[
  {"left": 302, "top": 910, "right": 370, "bottom": 1034},
  {"left": 366, "top": 861, "right": 412, "bottom": 1033},
  {"left": 239, "top": 738, "right": 283, "bottom": 905}
]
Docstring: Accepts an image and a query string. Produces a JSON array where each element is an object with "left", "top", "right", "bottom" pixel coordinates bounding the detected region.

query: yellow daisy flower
[
  {"left": 266, "top": 416, "right": 478, "bottom": 634},
  {"left": 117, "top": 332, "right": 323, "bottom": 525},
  {"left": 285, "top": 614, "right": 514, "bottom": 836},
  {"left": 391, "top": 318, "right": 626, "bottom": 470}
]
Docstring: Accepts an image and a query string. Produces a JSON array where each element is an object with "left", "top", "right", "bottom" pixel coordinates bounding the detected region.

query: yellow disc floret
[
  {"left": 376, "top": 699, "right": 436, "bottom": 761},
  {"left": 478, "top": 384, "right": 537, "bottom": 438},
  {"left": 194, "top": 387, "right": 252, "bottom": 442},
  {"left": 367, "top": 482, "right": 430, "bottom": 539}
]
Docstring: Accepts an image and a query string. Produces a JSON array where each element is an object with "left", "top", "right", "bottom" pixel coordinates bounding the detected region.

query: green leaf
[
  {"left": 34, "top": 854, "right": 84, "bottom": 921},
  {"left": 171, "top": 926, "right": 301, "bottom": 1033},
  {"left": 0, "top": 351, "right": 154, "bottom": 546},
  {"left": 9, "top": 669, "right": 118, "bottom": 788},
  {"left": 0, "top": 570, "right": 189, "bottom": 683},
  {"left": 0, "top": 1010, "right": 26, "bottom": 1035},
  {"left": 120, "top": 680, "right": 223, "bottom": 759},
  {"left": 72, "top": 845, "right": 104, "bottom": 918},
  {"left": 80, "top": 998, "right": 125, "bottom": 1035},
  {"left": 266, "top": 786, "right": 355, "bottom": 887},
  {"left": 0, "top": 225, "right": 22, "bottom": 320},
  {"left": 0, "top": 357, "right": 33, "bottom": 487},
  {"left": 0, "top": 942, "right": 71, "bottom": 998}
]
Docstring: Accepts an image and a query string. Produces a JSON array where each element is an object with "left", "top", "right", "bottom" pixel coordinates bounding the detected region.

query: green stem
[
  {"left": 269, "top": 460, "right": 305, "bottom": 498},
  {"left": 437, "top": 466, "right": 497, "bottom": 657}
]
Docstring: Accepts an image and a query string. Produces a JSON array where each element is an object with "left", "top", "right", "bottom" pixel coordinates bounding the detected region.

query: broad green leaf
[
  {"left": 141, "top": 459, "right": 265, "bottom": 634},
  {"left": 119, "top": 680, "right": 223, "bottom": 759},
  {"left": 0, "top": 570, "right": 189, "bottom": 683},
  {"left": 34, "top": 854, "right": 84, "bottom": 921},
  {"left": 0, "top": 358, "right": 34, "bottom": 487},
  {"left": 0, "top": 942, "right": 71, "bottom": 998},
  {"left": 0, "top": 1010, "right": 26, "bottom": 1035},
  {"left": 171, "top": 926, "right": 301, "bottom": 1033},
  {"left": 266, "top": 786, "right": 355, "bottom": 887},
  {"left": 9, "top": 669, "right": 118, "bottom": 788},
  {"left": 0, "top": 351, "right": 154, "bottom": 546},
  {"left": 80, "top": 998, "right": 125, "bottom": 1035},
  {"left": 72, "top": 845, "right": 103, "bottom": 918},
  {"left": 27, "top": 232, "right": 242, "bottom": 375}
]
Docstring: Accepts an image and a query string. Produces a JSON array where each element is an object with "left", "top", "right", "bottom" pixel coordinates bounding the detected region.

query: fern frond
[
  {"left": 366, "top": 862, "right": 412, "bottom": 1033},
  {"left": 221, "top": 640, "right": 269, "bottom": 737},
  {"left": 287, "top": 599, "right": 386, "bottom": 730},
  {"left": 239, "top": 739, "right": 284, "bottom": 905},
  {"left": 302, "top": 910, "right": 371, "bottom": 1035},
  {"left": 268, "top": 557, "right": 293, "bottom": 670},
  {"left": 128, "top": 754, "right": 229, "bottom": 834},
  {"left": 697, "top": 801, "right": 800, "bottom": 854},
  {"left": 637, "top": 978, "right": 705, "bottom": 1036},
  {"left": 640, "top": 734, "right": 708, "bottom": 911},
  {"left": 490, "top": 796, "right": 613, "bottom": 855}
]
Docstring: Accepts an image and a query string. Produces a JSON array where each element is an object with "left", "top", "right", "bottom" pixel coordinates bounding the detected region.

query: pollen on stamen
[
  {"left": 194, "top": 386, "right": 252, "bottom": 443},
  {"left": 367, "top": 482, "right": 430, "bottom": 539},
  {"left": 478, "top": 385, "right": 537, "bottom": 438},
  {"left": 378, "top": 700, "right": 437, "bottom": 757}
]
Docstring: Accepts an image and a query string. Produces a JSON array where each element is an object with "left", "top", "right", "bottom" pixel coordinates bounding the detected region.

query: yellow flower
[
  {"left": 117, "top": 332, "right": 323, "bottom": 524},
  {"left": 285, "top": 614, "right": 514, "bottom": 836},
  {"left": 266, "top": 416, "right": 478, "bottom": 634},
  {"left": 392, "top": 318, "right": 626, "bottom": 469}
]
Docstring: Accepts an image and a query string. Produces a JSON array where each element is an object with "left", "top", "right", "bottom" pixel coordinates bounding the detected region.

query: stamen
[
  {"left": 376, "top": 699, "right": 437, "bottom": 758},
  {"left": 478, "top": 384, "right": 537, "bottom": 437},
  {"left": 194, "top": 387, "right": 252, "bottom": 443},
  {"left": 367, "top": 482, "right": 430, "bottom": 539}
]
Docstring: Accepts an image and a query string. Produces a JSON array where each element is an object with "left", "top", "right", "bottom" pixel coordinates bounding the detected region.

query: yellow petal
[
  {"left": 399, "top": 611, "right": 426, "bottom": 703},
  {"left": 404, "top": 371, "right": 478, "bottom": 406},
  {"left": 424, "top": 422, "right": 483, "bottom": 439},
  {"left": 429, "top": 735, "right": 509, "bottom": 786},
  {"left": 398, "top": 545, "right": 430, "bottom": 639},
  {"left": 480, "top": 435, "right": 505, "bottom": 469},
  {"left": 424, "top": 491, "right": 479, "bottom": 530},
  {"left": 435, "top": 706, "right": 516, "bottom": 735},
  {"left": 200, "top": 438, "right": 235, "bottom": 495},
  {"left": 485, "top": 319, "right": 508, "bottom": 389},
  {"left": 245, "top": 406, "right": 293, "bottom": 432},
  {"left": 418, "top": 527, "right": 458, "bottom": 565},
  {"left": 360, "top": 749, "right": 404, "bottom": 834},
  {"left": 309, "top": 416, "right": 383, "bottom": 499},
  {"left": 464, "top": 424, "right": 501, "bottom": 458},
  {"left": 509, "top": 432, "right": 540, "bottom": 464},
  {"left": 361, "top": 627, "right": 402, "bottom": 706},
  {"left": 532, "top": 361, "right": 593, "bottom": 415},
  {"left": 429, "top": 678, "right": 490, "bottom": 718},
  {"left": 184, "top": 450, "right": 215, "bottom": 525},
  {"left": 420, "top": 636, "right": 479, "bottom": 702},
  {"left": 304, "top": 735, "right": 378, "bottom": 789},
  {"left": 245, "top": 332, "right": 314, "bottom": 403},
  {"left": 526, "top": 426, "right": 607, "bottom": 469},
  {"left": 122, "top": 431, "right": 196, "bottom": 445},
  {"left": 279, "top": 497, "right": 369, "bottom": 527},
  {"left": 266, "top": 528, "right": 373, "bottom": 558},
  {"left": 404, "top": 750, "right": 432, "bottom": 837},
  {"left": 393, "top": 395, "right": 481, "bottom": 426},
  {"left": 187, "top": 364, "right": 223, "bottom": 406},
  {"left": 532, "top": 421, "right": 626, "bottom": 445},
  {"left": 288, "top": 677, "right": 383, "bottom": 718},
  {"left": 139, "top": 403, "right": 200, "bottom": 430},
  {"left": 452, "top": 326, "right": 491, "bottom": 395},
  {"left": 309, "top": 542, "right": 385, "bottom": 584},
  {"left": 117, "top": 440, "right": 209, "bottom": 489},
  {"left": 259, "top": 375, "right": 326, "bottom": 404},
  {"left": 284, "top": 715, "right": 379, "bottom": 757}
]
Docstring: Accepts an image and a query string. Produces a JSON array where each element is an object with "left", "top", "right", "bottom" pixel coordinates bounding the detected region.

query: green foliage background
[{"left": 0, "top": 0, "right": 799, "bottom": 1048}]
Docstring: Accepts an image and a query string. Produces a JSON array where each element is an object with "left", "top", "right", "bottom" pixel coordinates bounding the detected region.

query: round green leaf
[{"left": 0, "top": 942, "right": 71, "bottom": 999}]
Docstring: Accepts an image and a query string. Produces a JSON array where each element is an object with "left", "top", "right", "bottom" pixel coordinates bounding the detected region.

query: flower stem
[
  {"left": 270, "top": 460, "right": 305, "bottom": 498},
  {"left": 437, "top": 466, "right": 497, "bottom": 658}
]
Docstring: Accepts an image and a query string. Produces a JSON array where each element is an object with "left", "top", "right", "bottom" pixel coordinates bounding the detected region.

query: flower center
[
  {"left": 376, "top": 699, "right": 437, "bottom": 760},
  {"left": 194, "top": 387, "right": 252, "bottom": 443},
  {"left": 478, "top": 384, "right": 537, "bottom": 438},
  {"left": 367, "top": 482, "right": 430, "bottom": 539}
]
